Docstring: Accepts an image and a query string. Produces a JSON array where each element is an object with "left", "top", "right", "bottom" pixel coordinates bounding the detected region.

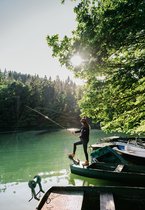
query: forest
[{"left": 0, "top": 70, "right": 82, "bottom": 132}]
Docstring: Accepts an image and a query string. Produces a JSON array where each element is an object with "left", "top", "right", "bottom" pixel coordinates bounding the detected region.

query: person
[{"left": 69, "top": 117, "right": 90, "bottom": 166}]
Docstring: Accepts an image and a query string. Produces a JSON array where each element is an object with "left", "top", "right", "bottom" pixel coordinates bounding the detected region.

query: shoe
[
  {"left": 82, "top": 160, "right": 89, "bottom": 166},
  {"left": 68, "top": 153, "right": 75, "bottom": 158}
]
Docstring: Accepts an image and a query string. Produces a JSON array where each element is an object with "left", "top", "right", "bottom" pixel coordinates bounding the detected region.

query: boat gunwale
[{"left": 36, "top": 185, "right": 145, "bottom": 210}]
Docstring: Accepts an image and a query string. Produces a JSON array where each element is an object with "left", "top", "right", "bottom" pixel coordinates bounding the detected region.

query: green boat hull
[{"left": 70, "top": 162, "right": 145, "bottom": 185}]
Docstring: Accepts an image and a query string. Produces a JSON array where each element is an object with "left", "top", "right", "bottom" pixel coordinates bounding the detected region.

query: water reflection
[
  {"left": 68, "top": 173, "right": 123, "bottom": 187},
  {"left": 0, "top": 129, "right": 123, "bottom": 210},
  {"left": 0, "top": 129, "right": 99, "bottom": 184},
  {"left": 0, "top": 169, "right": 125, "bottom": 210}
]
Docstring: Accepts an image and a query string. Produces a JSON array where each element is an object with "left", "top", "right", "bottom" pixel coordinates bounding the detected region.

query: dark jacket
[{"left": 75, "top": 125, "right": 89, "bottom": 141}]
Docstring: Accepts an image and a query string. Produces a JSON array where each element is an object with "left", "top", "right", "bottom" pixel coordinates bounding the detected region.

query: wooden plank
[
  {"left": 41, "top": 191, "right": 84, "bottom": 210},
  {"left": 114, "top": 164, "right": 124, "bottom": 172},
  {"left": 100, "top": 193, "right": 115, "bottom": 210}
]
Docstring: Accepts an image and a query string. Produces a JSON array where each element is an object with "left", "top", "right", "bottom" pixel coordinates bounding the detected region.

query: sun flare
[{"left": 70, "top": 54, "right": 83, "bottom": 66}]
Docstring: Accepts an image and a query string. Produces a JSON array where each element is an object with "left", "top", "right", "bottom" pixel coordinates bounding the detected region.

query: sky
[{"left": 0, "top": 0, "right": 83, "bottom": 84}]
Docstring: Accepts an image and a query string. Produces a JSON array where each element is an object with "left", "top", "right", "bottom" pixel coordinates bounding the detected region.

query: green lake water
[{"left": 0, "top": 129, "right": 122, "bottom": 210}]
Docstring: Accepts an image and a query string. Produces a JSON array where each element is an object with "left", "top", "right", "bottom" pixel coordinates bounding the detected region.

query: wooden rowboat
[
  {"left": 70, "top": 161, "right": 145, "bottom": 185},
  {"left": 91, "top": 140, "right": 145, "bottom": 164},
  {"left": 68, "top": 146, "right": 145, "bottom": 184},
  {"left": 36, "top": 185, "right": 145, "bottom": 210},
  {"left": 113, "top": 143, "right": 145, "bottom": 164}
]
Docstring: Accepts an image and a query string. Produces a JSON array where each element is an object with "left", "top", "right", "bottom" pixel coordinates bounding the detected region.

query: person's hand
[{"left": 66, "top": 128, "right": 75, "bottom": 135}]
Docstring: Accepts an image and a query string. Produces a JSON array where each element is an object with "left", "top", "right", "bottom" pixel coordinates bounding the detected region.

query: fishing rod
[
  {"left": 25, "top": 106, "right": 77, "bottom": 136},
  {"left": 25, "top": 106, "right": 66, "bottom": 129}
]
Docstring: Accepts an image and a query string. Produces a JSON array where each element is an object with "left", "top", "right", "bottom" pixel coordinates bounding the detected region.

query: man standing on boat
[{"left": 68, "top": 117, "right": 90, "bottom": 166}]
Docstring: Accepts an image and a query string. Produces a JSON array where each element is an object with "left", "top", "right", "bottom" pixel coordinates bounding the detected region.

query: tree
[
  {"left": 0, "top": 70, "right": 81, "bottom": 131},
  {"left": 47, "top": 0, "right": 145, "bottom": 134}
]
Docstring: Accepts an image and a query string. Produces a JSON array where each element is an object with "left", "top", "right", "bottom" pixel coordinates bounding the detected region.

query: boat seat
[
  {"left": 100, "top": 193, "right": 115, "bottom": 210},
  {"left": 41, "top": 191, "right": 84, "bottom": 210},
  {"left": 114, "top": 164, "right": 124, "bottom": 172}
]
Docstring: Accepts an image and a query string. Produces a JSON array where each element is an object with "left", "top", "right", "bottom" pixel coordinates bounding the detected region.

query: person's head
[
  {"left": 80, "top": 118, "right": 87, "bottom": 123},
  {"left": 80, "top": 117, "right": 89, "bottom": 127}
]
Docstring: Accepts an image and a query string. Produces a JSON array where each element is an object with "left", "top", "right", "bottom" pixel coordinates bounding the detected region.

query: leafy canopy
[{"left": 47, "top": 0, "right": 145, "bottom": 135}]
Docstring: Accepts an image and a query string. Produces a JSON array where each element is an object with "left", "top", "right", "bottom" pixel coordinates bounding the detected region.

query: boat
[
  {"left": 90, "top": 136, "right": 145, "bottom": 150},
  {"left": 91, "top": 137, "right": 145, "bottom": 164},
  {"left": 70, "top": 161, "right": 145, "bottom": 185},
  {"left": 69, "top": 146, "right": 145, "bottom": 185},
  {"left": 36, "top": 185, "right": 145, "bottom": 210},
  {"left": 90, "top": 136, "right": 122, "bottom": 150},
  {"left": 113, "top": 143, "right": 145, "bottom": 164},
  {"left": 90, "top": 146, "right": 127, "bottom": 164}
]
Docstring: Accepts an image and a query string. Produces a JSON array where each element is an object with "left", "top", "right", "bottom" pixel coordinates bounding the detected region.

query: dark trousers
[{"left": 73, "top": 138, "right": 89, "bottom": 161}]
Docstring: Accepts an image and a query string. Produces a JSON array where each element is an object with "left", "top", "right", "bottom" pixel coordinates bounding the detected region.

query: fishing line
[{"left": 25, "top": 106, "right": 77, "bottom": 136}]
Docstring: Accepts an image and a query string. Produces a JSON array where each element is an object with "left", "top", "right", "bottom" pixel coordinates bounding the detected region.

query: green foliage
[
  {"left": 0, "top": 70, "right": 81, "bottom": 131},
  {"left": 47, "top": 0, "right": 145, "bottom": 134}
]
